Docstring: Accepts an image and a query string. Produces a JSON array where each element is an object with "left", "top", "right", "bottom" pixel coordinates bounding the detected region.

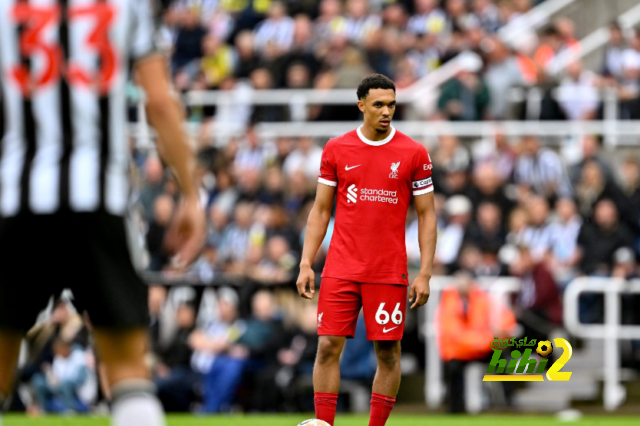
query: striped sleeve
[
  {"left": 411, "top": 144, "right": 434, "bottom": 196},
  {"left": 129, "top": 0, "right": 159, "bottom": 62}
]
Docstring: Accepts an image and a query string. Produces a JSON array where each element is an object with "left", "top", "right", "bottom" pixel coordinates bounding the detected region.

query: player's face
[{"left": 358, "top": 89, "right": 397, "bottom": 134}]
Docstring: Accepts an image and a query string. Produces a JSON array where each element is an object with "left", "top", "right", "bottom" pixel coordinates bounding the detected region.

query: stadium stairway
[{"left": 512, "top": 338, "right": 637, "bottom": 411}]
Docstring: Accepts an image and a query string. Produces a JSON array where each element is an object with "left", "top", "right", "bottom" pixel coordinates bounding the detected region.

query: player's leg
[
  {"left": 92, "top": 328, "right": 164, "bottom": 426},
  {"left": 372, "top": 340, "right": 402, "bottom": 396},
  {"left": 71, "top": 213, "right": 164, "bottom": 426},
  {"left": 314, "top": 277, "right": 361, "bottom": 425},
  {"left": 314, "top": 335, "right": 347, "bottom": 393},
  {"left": 0, "top": 330, "right": 22, "bottom": 409},
  {"left": 362, "top": 283, "right": 408, "bottom": 426}
]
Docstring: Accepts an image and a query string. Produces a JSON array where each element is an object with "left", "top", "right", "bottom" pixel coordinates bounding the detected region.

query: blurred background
[{"left": 13, "top": 0, "right": 640, "bottom": 418}]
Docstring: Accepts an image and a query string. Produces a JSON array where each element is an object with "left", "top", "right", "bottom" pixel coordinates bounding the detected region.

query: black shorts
[{"left": 0, "top": 212, "right": 149, "bottom": 332}]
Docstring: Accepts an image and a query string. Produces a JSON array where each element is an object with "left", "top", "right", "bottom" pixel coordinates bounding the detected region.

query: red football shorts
[{"left": 317, "top": 277, "right": 408, "bottom": 341}]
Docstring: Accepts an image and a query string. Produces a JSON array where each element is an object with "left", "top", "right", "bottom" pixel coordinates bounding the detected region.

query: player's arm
[
  {"left": 135, "top": 56, "right": 206, "bottom": 269},
  {"left": 296, "top": 183, "right": 335, "bottom": 299},
  {"left": 409, "top": 191, "right": 437, "bottom": 309}
]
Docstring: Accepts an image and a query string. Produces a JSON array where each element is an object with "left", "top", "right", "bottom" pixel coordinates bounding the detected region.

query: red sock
[
  {"left": 368, "top": 393, "right": 396, "bottom": 426},
  {"left": 314, "top": 392, "right": 338, "bottom": 425}
]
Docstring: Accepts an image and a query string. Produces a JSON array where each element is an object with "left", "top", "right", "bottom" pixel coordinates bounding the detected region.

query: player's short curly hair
[{"left": 357, "top": 74, "right": 396, "bottom": 100}]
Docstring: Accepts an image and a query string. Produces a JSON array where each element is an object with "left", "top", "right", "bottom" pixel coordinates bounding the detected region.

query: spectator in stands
[
  {"left": 569, "top": 135, "right": 614, "bottom": 186},
  {"left": 617, "top": 157, "right": 640, "bottom": 234},
  {"left": 234, "top": 31, "right": 260, "bottom": 79},
  {"left": 472, "top": 0, "right": 502, "bottom": 33},
  {"left": 283, "top": 137, "right": 323, "bottom": 180},
  {"left": 250, "top": 68, "right": 290, "bottom": 122},
  {"left": 520, "top": 195, "right": 553, "bottom": 261},
  {"left": 234, "top": 125, "right": 273, "bottom": 177},
  {"left": 219, "top": 202, "right": 253, "bottom": 268},
  {"left": 618, "top": 31, "right": 640, "bottom": 119},
  {"left": 201, "top": 290, "right": 285, "bottom": 412},
  {"left": 436, "top": 195, "right": 473, "bottom": 273},
  {"left": 602, "top": 22, "right": 627, "bottom": 81},
  {"left": 513, "top": 135, "right": 573, "bottom": 199},
  {"left": 406, "top": 33, "right": 441, "bottom": 78},
  {"left": 251, "top": 303, "right": 319, "bottom": 411},
  {"left": 575, "top": 160, "right": 623, "bottom": 220},
  {"left": 436, "top": 269, "right": 517, "bottom": 413},
  {"left": 577, "top": 199, "right": 634, "bottom": 276},
  {"left": 547, "top": 198, "right": 582, "bottom": 286},
  {"left": 438, "top": 54, "right": 490, "bottom": 121},
  {"left": 467, "top": 202, "right": 505, "bottom": 249},
  {"left": 342, "top": 0, "right": 381, "bottom": 43},
  {"left": 171, "top": 10, "right": 207, "bottom": 74},
  {"left": 31, "top": 338, "right": 95, "bottom": 414},
  {"left": 156, "top": 303, "right": 198, "bottom": 412},
  {"left": 510, "top": 245, "right": 563, "bottom": 343},
  {"left": 200, "top": 35, "right": 235, "bottom": 89},
  {"left": 470, "top": 162, "right": 515, "bottom": 221},
  {"left": 253, "top": 1, "right": 295, "bottom": 57},
  {"left": 189, "top": 287, "right": 245, "bottom": 413},
  {"left": 557, "top": 60, "right": 600, "bottom": 121},
  {"left": 407, "top": 0, "right": 447, "bottom": 36},
  {"left": 483, "top": 37, "right": 527, "bottom": 119}
]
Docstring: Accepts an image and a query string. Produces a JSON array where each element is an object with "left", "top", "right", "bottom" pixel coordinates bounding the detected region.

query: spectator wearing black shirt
[{"left": 577, "top": 199, "right": 634, "bottom": 276}]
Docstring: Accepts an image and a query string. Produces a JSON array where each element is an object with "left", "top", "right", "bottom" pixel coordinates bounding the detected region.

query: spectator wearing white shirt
[
  {"left": 283, "top": 137, "right": 323, "bottom": 180},
  {"left": 557, "top": 60, "right": 600, "bottom": 121}
]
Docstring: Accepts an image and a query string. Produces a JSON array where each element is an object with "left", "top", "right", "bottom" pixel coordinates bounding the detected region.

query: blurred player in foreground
[
  {"left": 0, "top": 1, "right": 205, "bottom": 425},
  {"left": 296, "top": 74, "right": 437, "bottom": 426}
]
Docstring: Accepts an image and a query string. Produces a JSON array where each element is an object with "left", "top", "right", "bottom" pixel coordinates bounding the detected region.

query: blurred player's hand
[
  {"left": 409, "top": 274, "right": 430, "bottom": 309},
  {"left": 296, "top": 264, "right": 316, "bottom": 299},
  {"left": 165, "top": 196, "right": 206, "bottom": 270}
]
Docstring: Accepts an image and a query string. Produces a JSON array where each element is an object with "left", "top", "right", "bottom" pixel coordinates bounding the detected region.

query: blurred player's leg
[
  {"left": 93, "top": 328, "right": 165, "bottom": 426},
  {"left": 369, "top": 341, "right": 401, "bottom": 426},
  {"left": 313, "top": 335, "right": 346, "bottom": 425},
  {"left": 0, "top": 329, "right": 22, "bottom": 417}
]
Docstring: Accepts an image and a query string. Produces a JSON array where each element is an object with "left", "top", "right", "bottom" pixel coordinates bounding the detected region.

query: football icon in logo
[{"left": 536, "top": 340, "right": 553, "bottom": 358}]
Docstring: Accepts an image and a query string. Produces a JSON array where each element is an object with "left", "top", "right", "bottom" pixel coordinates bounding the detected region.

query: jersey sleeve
[
  {"left": 318, "top": 141, "right": 338, "bottom": 187},
  {"left": 129, "top": 0, "right": 159, "bottom": 62},
  {"left": 411, "top": 145, "right": 434, "bottom": 196}
]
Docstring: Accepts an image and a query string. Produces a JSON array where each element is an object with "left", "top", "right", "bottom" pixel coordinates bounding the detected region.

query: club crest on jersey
[{"left": 389, "top": 161, "right": 401, "bottom": 179}]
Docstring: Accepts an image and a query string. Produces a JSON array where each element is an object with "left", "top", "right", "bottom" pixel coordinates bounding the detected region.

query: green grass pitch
[{"left": 3, "top": 415, "right": 640, "bottom": 426}]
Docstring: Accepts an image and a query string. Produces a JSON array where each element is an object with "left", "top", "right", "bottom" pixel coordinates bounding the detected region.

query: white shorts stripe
[
  {"left": 413, "top": 186, "right": 434, "bottom": 196},
  {"left": 318, "top": 177, "right": 337, "bottom": 187}
]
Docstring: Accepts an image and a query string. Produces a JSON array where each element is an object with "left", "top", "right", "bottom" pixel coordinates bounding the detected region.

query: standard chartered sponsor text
[{"left": 360, "top": 188, "right": 399, "bottom": 204}]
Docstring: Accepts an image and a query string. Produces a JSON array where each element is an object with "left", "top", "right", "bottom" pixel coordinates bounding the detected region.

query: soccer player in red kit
[{"left": 296, "top": 74, "right": 437, "bottom": 426}]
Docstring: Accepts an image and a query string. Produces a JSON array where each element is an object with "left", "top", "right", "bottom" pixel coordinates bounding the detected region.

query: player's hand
[
  {"left": 296, "top": 264, "right": 316, "bottom": 299},
  {"left": 409, "top": 273, "right": 431, "bottom": 309},
  {"left": 165, "top": 196, "right": 206, "bottom": 270}
]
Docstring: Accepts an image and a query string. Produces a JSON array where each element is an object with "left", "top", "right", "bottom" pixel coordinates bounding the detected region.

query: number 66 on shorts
[{"left": 317, "top": 277, "right": 408, "bottom": 341}]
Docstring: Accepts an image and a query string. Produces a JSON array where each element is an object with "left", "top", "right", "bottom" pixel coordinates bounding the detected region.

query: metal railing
[
  {"left": 422, "top": 276, "right": 522, "bottom": 409},
  {"left": 563, "top": 277, "right": 640, "bottom": 411}
]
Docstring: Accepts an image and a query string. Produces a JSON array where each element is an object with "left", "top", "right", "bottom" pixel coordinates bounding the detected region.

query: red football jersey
[{"left": 318, "top": 126, "right": 434, "bottom": 285}]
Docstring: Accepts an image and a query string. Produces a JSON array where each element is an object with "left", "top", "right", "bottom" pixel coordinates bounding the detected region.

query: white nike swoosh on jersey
[
  {"left": 383, "top": 326, "right": 398, "bottom": 333},
  {"left": 345, "top": 165, "right": 361, "bottom": 171}
]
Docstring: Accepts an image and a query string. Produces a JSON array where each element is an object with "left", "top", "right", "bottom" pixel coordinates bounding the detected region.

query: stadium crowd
[{"left": 11, "top": 0, "right": 640, "bottom": 417}]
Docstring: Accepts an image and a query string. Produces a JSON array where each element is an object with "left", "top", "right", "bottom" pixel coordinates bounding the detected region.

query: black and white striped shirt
[{"left": 0, "top": 0, "right": 157, "bottom": 217}]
